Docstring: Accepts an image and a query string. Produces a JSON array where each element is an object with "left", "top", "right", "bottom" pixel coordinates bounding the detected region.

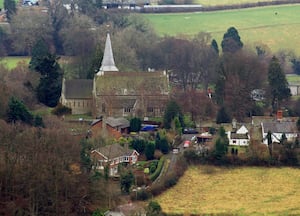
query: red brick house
[
  {"left": 91, "top": 144, "right": 139, "bottom": 176},
  {"left": 90, "top": 117, "right": 130, "bottom": 139}
]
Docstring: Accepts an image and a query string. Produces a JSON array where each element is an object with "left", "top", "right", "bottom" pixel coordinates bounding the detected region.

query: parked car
[
  {"left": 183, "top": 128, "right": 198, "bottom": 134},
  {"left": 183, "top": 140, "right": 191, "bottom": 148}
]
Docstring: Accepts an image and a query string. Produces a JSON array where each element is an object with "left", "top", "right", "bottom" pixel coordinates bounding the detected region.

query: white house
[
  {"left": 227, "top": 125, "right": 250, "bottom": 146},
  {"left": 261, "top": 121, "right": 298, "bottom": 145}
]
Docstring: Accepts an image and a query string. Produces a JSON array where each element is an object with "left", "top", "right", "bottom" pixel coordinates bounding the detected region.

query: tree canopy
[
  {"left": 33, "top": 53, "right": 63, "bottom": 107},
  {"left": 221, "top": 27, "right": 243, "bottom": 53},
  {"left": 268, "top": 56, "right": 291, "bottom": 111}
]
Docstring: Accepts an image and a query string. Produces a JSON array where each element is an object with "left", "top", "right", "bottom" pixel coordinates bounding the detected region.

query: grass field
[
  {"left": 156, "top": 165, "right": 300, "bottom": 215},
  {"left": 194, "top": 0, "right": 288, "bottom": 6},
  {"left": 143, "top": 4, "right": 300, "bottom": 55},
  {"left": 0, "top": 56, "right": 30, "bottom": 69}
]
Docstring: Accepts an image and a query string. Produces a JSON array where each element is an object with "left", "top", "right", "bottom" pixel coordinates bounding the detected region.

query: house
[
  {"left": 261, "top": 121, "right": 298, "bottom": 145},
  {"left": 90, "top": 117, "right": 130, "bottom": 139},
  {"left": 60, "top": 33, "right": 169, "bottom": 117},
  {"left": 289, "top": 83, "right": 300, "bottom": 96},
  {"left": 91, "top": 144, "right": 139, "bottom": 176},
  {"left": 227, "top": 125, "right": 250, "bottom": 146}
]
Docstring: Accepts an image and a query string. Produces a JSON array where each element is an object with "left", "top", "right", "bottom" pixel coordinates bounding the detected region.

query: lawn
[
  {"left": 143, "top": 4, "right": 300, "bottom": 55},
  {"left": 156, "top": 165, "right": 300, "bottom": 215},
  {"left": 287, "top": 74, "right": 300, "bottom": 83}
]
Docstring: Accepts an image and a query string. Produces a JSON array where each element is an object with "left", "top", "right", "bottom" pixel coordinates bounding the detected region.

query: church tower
[{"left": 96, "top": 33, "right": 118, "bottom": 76}]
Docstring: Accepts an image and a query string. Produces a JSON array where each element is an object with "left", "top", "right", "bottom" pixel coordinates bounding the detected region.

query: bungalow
[
  {"left": 91, "top": 144, "right": 139, "bottom": 176},
  {"left": 261, "top": 121, "right": 298, "bottom": 145},
  {"left": 227, "top": 125, "right": 250, "bottom": 146}
]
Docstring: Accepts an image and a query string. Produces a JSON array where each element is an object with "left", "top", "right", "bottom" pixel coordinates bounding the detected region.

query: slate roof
[
  {"left": 98, "top": 144, "right": 135, "bottom": 159},
  {"left": 111, "top": 98, "right": 136, "bottom": 108},
  {"left": 64, "top": 79, "right": 93, "bottom": 99},
  {"left": 95, "top": 71, "right": 169, "bottom": 96},
  {"left": 97, "top": 33, "right": 118, "bottom": 73},
  {"left": 262, "top": 121, "right": 297, "bottom": 133},
  {"left": 106, "top": 117, "right": 130, "bottom": 128}
]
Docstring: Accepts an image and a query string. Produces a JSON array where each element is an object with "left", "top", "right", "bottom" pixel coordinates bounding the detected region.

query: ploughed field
[
  {"left": 156, "top": 165, "right": 300, "bottom": 215},
  {"left": 144, "top": 4, "right": 300, "bottom": 55}
]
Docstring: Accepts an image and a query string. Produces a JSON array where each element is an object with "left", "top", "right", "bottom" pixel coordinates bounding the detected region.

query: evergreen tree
[
  {"left": 216, "top": 106, "right": 231, "bottom": 124},
  {"left": 211, "top": 39, "right": 219, "bottom": 54},
  {"left": 120, "top": 170, "right": 134, "bottom": 194},
  {"left": 6, "top": 97, "right": 33, "bottom": 124},
  {"left": 145, "top": 142, "right": 155, "bottom": 160},
  {"left": 29, "top": 38, "right": 50, "bottom": 71},
  {"left": 267, "top": 130, "right": 273, "bottom": 157},
  {"left": 34, "top": 53, "right": 63, "bottom": 107},
  {"left": 214, "top": 127, "right": 229, "bottom": 160},
  {"left": 130, "top": 117, "right": 142, "bottom": 132},
  {"left": 268, "top": 56, "right": 291, "bottom": 112},
  {"left": 4, "top": 0, "right": 16, "bottom": 21},
  {"left": 163, "top": 100, "right": 184, "bottom": 129},
  {"left": 291, "top": 58, "right": 300, "bottom": 75},
  {"left": 221, "top": 27, "right": 243, "bottom": 53}
]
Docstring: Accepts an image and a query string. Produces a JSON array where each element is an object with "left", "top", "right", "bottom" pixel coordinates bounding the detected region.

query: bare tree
[{"left": 10, "top": 9, "right": 53, "bottom": 55}]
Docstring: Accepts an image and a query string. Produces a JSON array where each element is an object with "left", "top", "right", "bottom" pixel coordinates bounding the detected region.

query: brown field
[{"left": 156, "top": 165, "right": 300, "bottom": 215}]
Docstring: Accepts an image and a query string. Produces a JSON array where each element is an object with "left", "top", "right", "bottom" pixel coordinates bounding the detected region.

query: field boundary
[{"left": 140, "top": 0, "right": 300, "bottom": 13}]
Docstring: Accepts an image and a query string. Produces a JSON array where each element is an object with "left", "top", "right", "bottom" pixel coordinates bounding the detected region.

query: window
[
  {"left": 78, "top": 102, "right": 80, "bottom": 107},
  {"left": 233, "top": 140, "right": 236, "bottom": 144},
  {"left": 124, "top": 156, "right": 129, "bottom": 162},
  {"left": 147, "top": 107, "right": 154, "bottom": 113},
  {"left": 124, "top": 108, "right": 131, "bottom": 113},
  {"left": 73, "top": 101, "right": 76, "bottom": 107}
]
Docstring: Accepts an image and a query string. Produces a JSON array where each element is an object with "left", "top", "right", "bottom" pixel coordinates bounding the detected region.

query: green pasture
[
  {"left": 194, "top": 0, "right": 288, "bottom": 6},
  {"left": 143, "top": 4, "right": 300, "bottom": 55},
  {"left": 0, "top": 56, "right": 30, "bottom": 69}
]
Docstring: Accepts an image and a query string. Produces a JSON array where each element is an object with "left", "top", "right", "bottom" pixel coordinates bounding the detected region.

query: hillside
[{"left": 143, "top": 4, "right": 300, "bottom": 55}]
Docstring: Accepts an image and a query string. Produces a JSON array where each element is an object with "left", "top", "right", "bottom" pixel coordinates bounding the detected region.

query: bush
[
  {"left": 51, "top": 103, "right": 71, "bottom": 116},
  {"left": 136, "top": 189, "right": 150, "bottom": 201},
  {"left": 164, "top": 173, "right": 178, "bottom": 188}
]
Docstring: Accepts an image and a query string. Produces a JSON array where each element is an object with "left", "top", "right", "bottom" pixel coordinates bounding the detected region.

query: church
[{"left": 60, "top": 33, "right": 170, "bottom": 118}]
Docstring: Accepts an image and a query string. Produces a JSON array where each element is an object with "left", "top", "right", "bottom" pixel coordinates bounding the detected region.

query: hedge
[{"left": 149, "top": 156, "right": 166, "bottom": 181}]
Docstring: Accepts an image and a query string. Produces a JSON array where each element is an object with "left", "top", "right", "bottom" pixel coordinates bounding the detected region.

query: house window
[
  {"left": 124, "top": 156, "right": 129, "bottom": 162},
  {"left": 73, "top": 101, "right": 76, "bottom": 107},
  {"left": 124, "top": 108, "right": 131, "bottom": 113},
  {"left": 147, "top": 107, "right": 154, "bottom": 113},
  {"left": 83, "top": 101, "right": 84, "bottom": 107},
  {"left": 78, "top": 102, "right": 80, "bottom": 107},
  {"left": 233, "top": 140, "right": 236, "bottom": 144}
]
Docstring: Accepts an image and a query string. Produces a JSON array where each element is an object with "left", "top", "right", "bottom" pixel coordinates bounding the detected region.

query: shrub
[
  {"left": 136, "top": 189, "right": 150, "bottom": 201},
  {"left": 51, "top": 103, "right": 71, "bottom": 116},
  {"left": 164, "top": 173, "right": 178, "bottom": 188}
]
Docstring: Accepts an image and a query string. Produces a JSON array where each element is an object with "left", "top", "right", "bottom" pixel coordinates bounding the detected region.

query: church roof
[
  {"left": 97, "top": 33, "right": 118, "bottom": 74},
  {"left": 64, "top": 79, "right": 93, "bottom": 99},
  {"left": 94, "top": 71, "right": 169, "bottom": 96}
]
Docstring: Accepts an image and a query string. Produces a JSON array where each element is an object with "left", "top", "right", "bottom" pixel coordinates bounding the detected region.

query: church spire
[{"left": 97, "top": 33, "right": 118, "bottom": 76}]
